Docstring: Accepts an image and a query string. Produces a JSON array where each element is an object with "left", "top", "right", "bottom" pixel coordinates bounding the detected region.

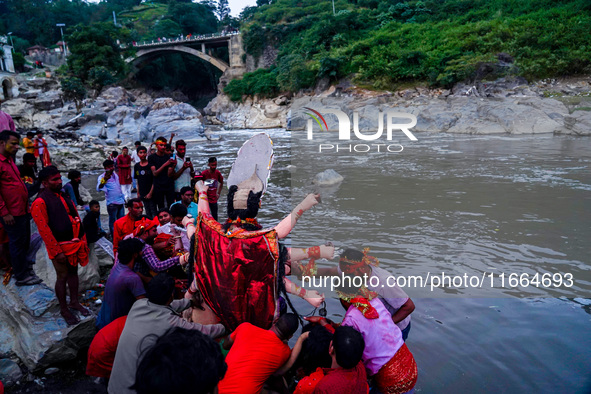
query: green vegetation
[
  {"left": 67, "top": 22, "right": 129, "bottom": 87},
  {"left": 61, "top": 76, "right": 87, "bottom": 111},
  {"left": 226, "top": 0, "right": 591, "bottom": 100}
]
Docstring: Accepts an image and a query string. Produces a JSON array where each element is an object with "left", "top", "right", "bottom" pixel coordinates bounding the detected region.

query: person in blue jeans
[{"left": 97, "top": 160, "right": 125, "bottom": 236}]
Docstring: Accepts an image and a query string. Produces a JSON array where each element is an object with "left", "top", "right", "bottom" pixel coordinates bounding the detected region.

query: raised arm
[
  {"left": 274, "top": 194, "right": 321, "bottom": 239},
  {"left": 195, "top": 181, "right": 211, "bottom": 216}
]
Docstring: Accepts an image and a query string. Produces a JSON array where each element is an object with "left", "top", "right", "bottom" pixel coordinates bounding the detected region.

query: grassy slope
[
  {"left": 118, "top": 3, "right": 169, "bottom": 40},
  {"left": 225, "top": 0, "right": 591, "bottom": 99}
]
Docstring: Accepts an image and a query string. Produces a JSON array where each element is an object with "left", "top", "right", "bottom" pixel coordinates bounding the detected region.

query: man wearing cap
[
  {"left": 131, "top": 216, "right": 191, "bottom": 283},
  {"left": 31, "top": 166, "right": 90, "bottom": 325},
  {"left": 0, "top": 130, "right": 41, "bottom": 286}
]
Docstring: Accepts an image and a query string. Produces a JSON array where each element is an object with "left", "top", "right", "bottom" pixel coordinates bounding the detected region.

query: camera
[{"left": 185, "top": 157, "right": 191, "bottom": 162}]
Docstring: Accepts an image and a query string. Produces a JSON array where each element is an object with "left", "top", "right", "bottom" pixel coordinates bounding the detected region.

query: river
[{"left": 84, "top": 129, "right": 591, "bottom": 392}]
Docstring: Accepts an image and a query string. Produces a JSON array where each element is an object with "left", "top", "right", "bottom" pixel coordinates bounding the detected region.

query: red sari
[{"left": 193, "top": 212, "right": 279, "bottom": 331}]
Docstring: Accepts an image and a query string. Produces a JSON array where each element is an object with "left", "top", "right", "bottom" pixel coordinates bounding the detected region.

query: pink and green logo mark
[{"left": 304, "top": 107, "right": 328, "bottom": 131}]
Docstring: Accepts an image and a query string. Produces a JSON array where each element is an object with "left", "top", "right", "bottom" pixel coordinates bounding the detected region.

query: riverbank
[{"left": 2, "top": 74, "right": 590, "bottom": 175}]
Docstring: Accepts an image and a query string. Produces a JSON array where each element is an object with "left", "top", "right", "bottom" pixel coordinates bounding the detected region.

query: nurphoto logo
[{"left": 304, "top": 107, "right": 418, "bottom": 153}]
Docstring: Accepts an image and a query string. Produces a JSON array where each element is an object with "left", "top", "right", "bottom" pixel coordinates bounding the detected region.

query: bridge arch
[{"left": 126, "top": 46, "right": 229, "bottom": 74}]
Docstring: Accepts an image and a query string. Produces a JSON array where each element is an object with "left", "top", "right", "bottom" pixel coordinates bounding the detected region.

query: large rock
[
  {"left": 0, "top": 280, "right": 95, "bottom": 373},
  {"left": 560, "top": 110, "right": 591, "bottom": 136},
  {"left": 76, "top": 107, "right": 108, "bottom": 127},
  {"left": 32, "top": 91, "right": 63, "bottom": 111},
  {"left": 288, "top": 94, "right": 579, "bottom": 136},
  {"left": 19, "top": 77, "right": 59, "bottom": 92},
  {"left": 2, "top": 98, "right": 35, "bottom": 128},
  {"left": 0, "top": 358, "right": 23, "bottom": 387},
  {"left": 97, "top": 86, "right": 133, "bottom": 107},
  {"left": 146, "top": 99, "right": 204, "bottom": 137},
  {"left": 205, "top": 95, "right": 287, "bottom": 129}
]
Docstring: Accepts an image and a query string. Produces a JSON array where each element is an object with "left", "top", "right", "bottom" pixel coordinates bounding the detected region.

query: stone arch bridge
[{"left": 125, "top": 32, "right": 246, "bottom": 83}]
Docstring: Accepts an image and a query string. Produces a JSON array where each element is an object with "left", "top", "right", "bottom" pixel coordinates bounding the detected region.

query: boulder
[
  {"left": 0, "top": 359, "right": 23, "bottom": 387},
  {"left": 2, "top": 98, "right": 35, "bottom": 128},
  {"left": 32, "top": 91, "right": 63, "bottom": 111},
  {"left": 98, "top": 87, "right": 132, "bottom": 107},
  {"left": 21, "top": 77, "right": 59, "bottom": 92},
  {"left": 560, "top": 110, "right": 591, "bottom": 136},
  {"left": 76, "top": 108, "right": 108, "bottom": 127},
  {"left": 313, "top": 169, "right": 344, "bottom": 186},
  {"left": 0, "top": 280, "right": 95, "bottom": 373},
  {"left": 77, "top": 121, "right": 104, "bottom": 138},
  {"left": 105, "top": 106, "right": 130, "bottom": 127}
]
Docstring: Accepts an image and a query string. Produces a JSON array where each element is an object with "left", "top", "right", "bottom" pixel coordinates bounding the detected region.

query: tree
[
  {"left": 67, "top": 22, "right": 129, "bottom": 82},
  {"left": 168, "top": 2, "right": 218, "bottom": 35},
  {"left": 216, "top": 0, "right": 230, "bottom": 21},
  {"left": 61, "top": 76, "right": 87, "bottom": 112}
]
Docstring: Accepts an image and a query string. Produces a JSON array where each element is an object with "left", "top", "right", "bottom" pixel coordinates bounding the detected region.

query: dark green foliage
[
  {"left": 242, "top": 23, "right": 266, "bottom": 58},
  {"left": 88, "top": 66, "right": 117, "bottom": 91},
  {"left": 133, "top": 53, "right": 221, "bottom": 102},
  {"left": 236, "top": 0, "right": 591, "bottom": 93},
  {"left": 12, "top": 52, "right": 26, "bottom": 72},
  {"left": 167, "top": 2, "right": 218, "bottom": 35},
  {"left": 224, "top": 67, "right": 279, "bottom": 101},
  {"left": 67, "top": 22, "right": 129, "bottom": 83},
  {"left": 152, "top": 18, "right": 182, "bottom": 39},
  {"left": 60, "top": 76, "right": 87, "bottom": 108},
  {"left": 276, "top": 54, "right": 315, "bottom": 91}
]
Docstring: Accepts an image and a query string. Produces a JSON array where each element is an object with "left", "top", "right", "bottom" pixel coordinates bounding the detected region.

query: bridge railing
[{"left": 120, "top": 31, "right": 240, "bottom": 49}]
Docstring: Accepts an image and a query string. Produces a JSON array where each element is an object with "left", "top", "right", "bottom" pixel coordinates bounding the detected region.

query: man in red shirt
[
  {"left": 87, "top": 315, "right": 127, "bottom": 380},
  {"left": 313, "top": 326, "right": 368, "bottom": 394},
  {"left": 31, "top": 166, "right": 90, "bottom": 325},
  {"left": 200, "top": 156, "right": 223, "bottom": 221},
  {"left": 112, "top": 198, "right": 143, "bottom": 256},
  {"left": 0, "top": 130, "right": 41, "bottom": 286},
  {"left": 218, "top": 313, "right": 299, "bottom": 394},
  {"left": 117, "top": 147, "right": 133, "bottom": 201}
]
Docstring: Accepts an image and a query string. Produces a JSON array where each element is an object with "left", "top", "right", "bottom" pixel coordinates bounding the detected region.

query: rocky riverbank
[
  {"left": 2, "top": 74, "right": 209, "bottom": 170},
  {"left": 205, "top": 76, "right": 591, "bottom": 136},
  {"left": 3, "top": 74, "right": 590, "bottom": 173}
]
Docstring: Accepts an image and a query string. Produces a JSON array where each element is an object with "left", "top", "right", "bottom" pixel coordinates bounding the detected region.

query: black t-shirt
[
  {"left": 147, "top": 153, "right": 173, "bottom": 190},
  {"left": 134, "top": 162, "right": 153, "bottom": 197}
]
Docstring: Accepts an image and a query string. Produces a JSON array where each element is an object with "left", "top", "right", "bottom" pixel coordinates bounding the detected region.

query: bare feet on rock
[
  {"left": 69, "top": 302, "right": 91, "bottom": 317},
  {"left": 60, "top": 309, "right": 80, "bottom": 326}
]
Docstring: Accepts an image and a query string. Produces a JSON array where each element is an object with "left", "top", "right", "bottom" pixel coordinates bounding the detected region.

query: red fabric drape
[{"left": 193, "top": 213, "right": 279, "bottom": 331}]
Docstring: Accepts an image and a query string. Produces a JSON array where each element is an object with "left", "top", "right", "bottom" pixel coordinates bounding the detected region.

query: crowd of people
[{"left": 1, "top": 107, "right": 419, "bottom": 393}]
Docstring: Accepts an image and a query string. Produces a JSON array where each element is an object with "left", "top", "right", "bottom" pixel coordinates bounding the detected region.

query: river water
[{"left": 86, "top": 129, "right": 591, "bottom": 392}]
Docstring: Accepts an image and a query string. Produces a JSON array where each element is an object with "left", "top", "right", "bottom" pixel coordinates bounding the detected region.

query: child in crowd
[{"left": 83, "top": 200, "right": 107, "bottom": 245}]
